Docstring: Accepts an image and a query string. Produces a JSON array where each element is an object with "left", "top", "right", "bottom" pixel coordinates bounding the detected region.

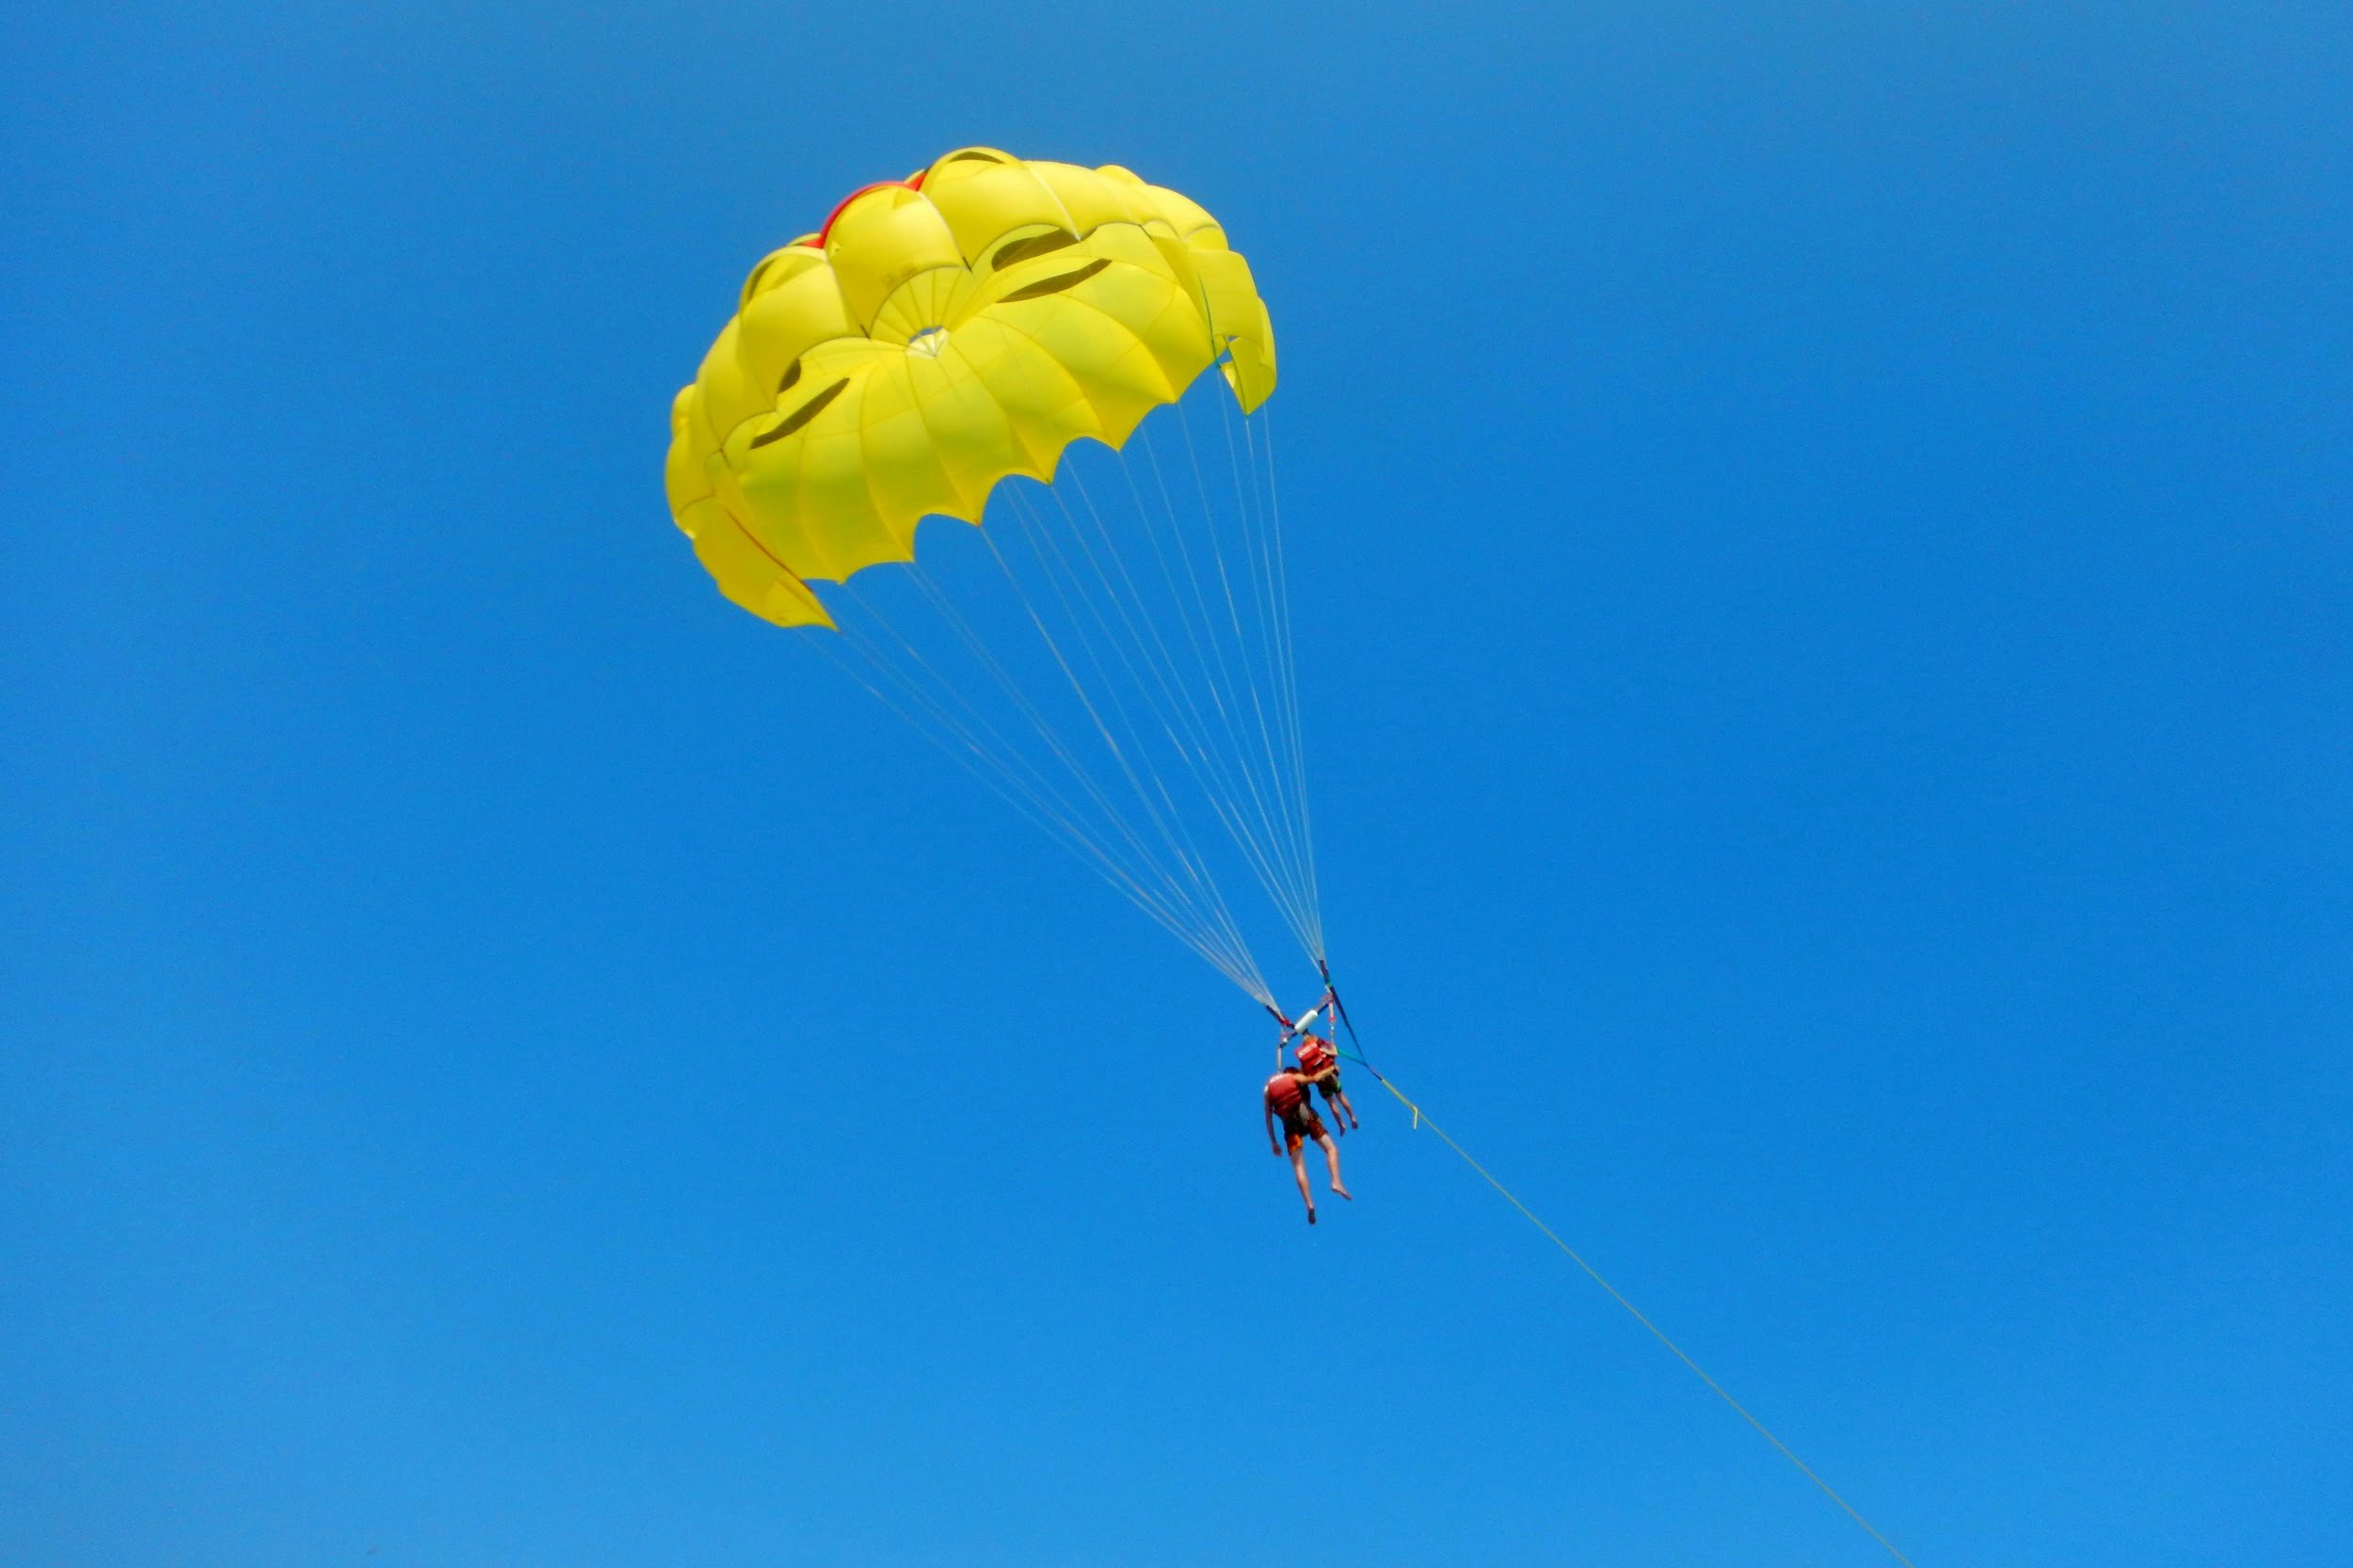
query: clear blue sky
[{"left": 6, "top": 5, "right": 2347, "bottom": 1565}]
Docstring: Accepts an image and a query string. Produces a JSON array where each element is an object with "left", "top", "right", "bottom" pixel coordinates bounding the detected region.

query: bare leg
[
  {"left": 1289, "top": 1146, "right": 1314, "bottom": 1218},
  {"left": 1337, "top": 1090, "right": 1360, "bottom": 1129},
  {"left": 1318, "top": 1133, "right": 1352, "bottom": 1200}
]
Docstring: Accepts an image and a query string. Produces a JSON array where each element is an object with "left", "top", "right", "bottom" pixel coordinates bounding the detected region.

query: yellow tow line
[{"left": 1353, "top": 1059, "right": 1918, "bottom": 1568}]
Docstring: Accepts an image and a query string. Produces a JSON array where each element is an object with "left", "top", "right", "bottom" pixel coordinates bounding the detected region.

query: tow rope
[{"left": 1307, "top": 982, "right": 1917, "bottom": 1568}]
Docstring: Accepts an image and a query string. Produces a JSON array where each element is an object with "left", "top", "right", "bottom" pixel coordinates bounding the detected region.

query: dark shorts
[
  {"left": 1314, "top": 1068, "right": 1344, "bottom": 1100},
  {"left": 1282, "top": 1104, "right": 1330, "bottom": 1153}
]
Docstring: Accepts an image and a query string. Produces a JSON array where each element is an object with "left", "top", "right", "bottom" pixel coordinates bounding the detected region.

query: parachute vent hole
[
  {"left": 1001, "top": 257, "right": 1110, "bottom": 301},
  {"left": 776, "top": 360, "right": 803, "bottom": 394},
  {"left": 750, "top": 378, "right": 849, "bottom": 447},
  {"left": 988, "top": 229, "right": 1080, "bottom": 271},
  {"left": 942, "top": 150, "right": 1007, "bottom": 166}
]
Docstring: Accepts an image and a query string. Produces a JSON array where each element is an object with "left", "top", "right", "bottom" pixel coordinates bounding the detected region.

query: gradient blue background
[{"left": 6, "top": 5, "right": 2347, "bottom": 1565}]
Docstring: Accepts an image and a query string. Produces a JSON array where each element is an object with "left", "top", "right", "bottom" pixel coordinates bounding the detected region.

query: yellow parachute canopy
[{"left": 664, "top": 148, "right": 1278, "bottom": 630}]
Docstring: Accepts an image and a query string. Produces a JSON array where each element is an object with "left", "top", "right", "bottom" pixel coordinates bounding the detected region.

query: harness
[{"left": 1266, "top": 959, "right": 1363, "bottom": 1070}]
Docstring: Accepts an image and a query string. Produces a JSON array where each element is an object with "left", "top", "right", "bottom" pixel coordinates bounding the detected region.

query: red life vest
[
  {"left": 1295, "top": 1036, "right": 1335, "bottom": 1077},
  {"left": 1264, "top": 1072, "right": 1308, "bottom": 1115}
]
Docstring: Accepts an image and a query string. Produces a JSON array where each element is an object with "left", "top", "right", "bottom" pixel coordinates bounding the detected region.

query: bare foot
[{"left": 1333, "top": 1183, "right": 1353, "bottom": 1201}]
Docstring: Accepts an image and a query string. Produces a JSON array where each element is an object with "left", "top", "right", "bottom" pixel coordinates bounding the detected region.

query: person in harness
[
  {"left": 1265, "top": 1062, "right": 1351, "bottom": 1224},
  {"left": 1291, "top": 1029, "right": 1361, "bottom": 1135}
]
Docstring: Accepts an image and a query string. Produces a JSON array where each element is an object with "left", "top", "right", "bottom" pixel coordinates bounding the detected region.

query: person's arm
[{"left": 1265, "top": 1093, "right": 1282, "bottom": 1154}]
